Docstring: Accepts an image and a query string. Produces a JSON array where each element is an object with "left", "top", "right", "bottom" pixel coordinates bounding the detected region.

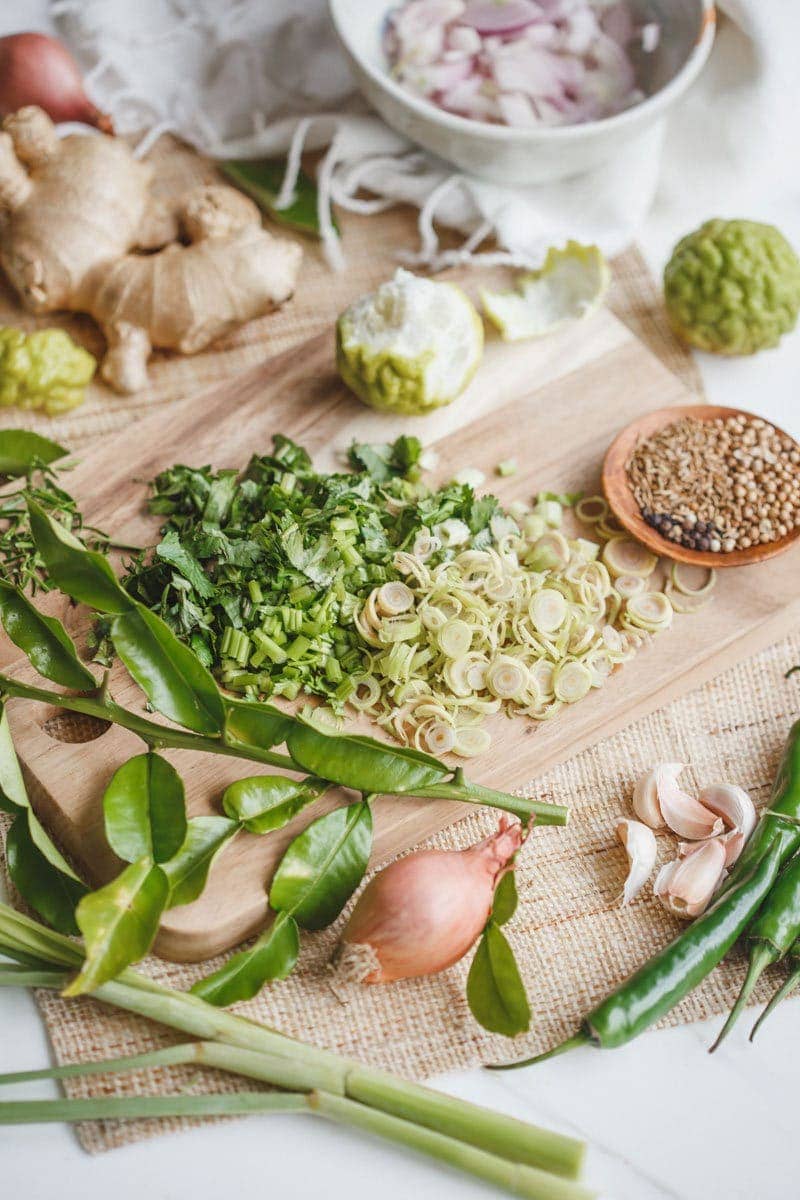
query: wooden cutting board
[{"left": 6, "top": 306, "right": 800, "bottom": 961}]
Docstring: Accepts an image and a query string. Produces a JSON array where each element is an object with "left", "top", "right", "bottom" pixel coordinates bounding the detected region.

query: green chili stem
[
  {"left": 487, "top": 1030, "right": 592, "bottom": 1071},
  {"left": 708, "top": 942, "right": 776, "bottom": 1053},
  {"left": 0, "top": 904, "right": 586, "bottom": 1182},
  {"left": 749, "top": 963, "right": 800, "bottom": 1042}
]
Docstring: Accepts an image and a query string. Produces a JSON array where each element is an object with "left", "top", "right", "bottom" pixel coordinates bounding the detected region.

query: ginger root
[{"left": 0, "top": 107, "right": 302, "bottom": 393}]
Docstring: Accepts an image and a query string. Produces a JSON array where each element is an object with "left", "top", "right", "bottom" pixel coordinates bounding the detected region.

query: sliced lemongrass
[
  {"left": 602, "top": 536, "right": 658, "bottom": 579},
  {"left": 530, "top": 659, "right": 555, "bottom": 696},
  {"left": 490, "top": 513, "right": 521, "bottom": 542},
  {"left": 521, "top": 513, "right": 547, "bottom": 542},
  {"left": 575, "top": 495, "right": 608, "bottom": 524},
  {"left": 601, "top": 624, "right": 624, "bottom": 653},
  {"left": 570, "top": 538, "right": 599, "bottom": 563},
  {"left": 664, "top": 581, "right": 710, "bottom": 614},
  {"left": 597, "top": 513, "right": 624, "bottom": 533},
  {"left": 394, "top": 551, "right": 432, "bottom": 588},
  {"left": 553, "top": 661, "right": 592, "bottom": 704},
  {"left": 525, "top": 531, "right": 570, "bottom": 572},
  {"left": 452, "top": 467, "right": 486, "bottom": 489},
  {"left": 486, "top": 655, "right": 528, "bottom": 700},
  {"left": 533, "top": 498, "right": 563, "bottom": 528},
  {"left": 530, "top": 700, "right": 563, "bottom": 721},
  {"left": 497, "top": 459, "right": 518, "bottom": 477},
  {"left": 586, "top": 651, "right": 614, "bottom": 686},
  {"left": 614, "top": 574, "right": 645, "bottom": 600},
  {"left": 443, "top": 656, "right": 476, "bottom": 698},
  {"left": 616, "top": 818, "right": 657, "bottom": 906},
  {"left": 529, "top": 588, "right": 568, "bottom": 635},
  {"left": 466, "top": 658, "right": 489, "bottom": 691},
  {"left": 411, "top": 529, "right": 440, "bottom": 562},
  {"left": 568, "top": 623, "right": 596, "bottom": 656},
  {"left": 436, "top": 518, "right": 471, "bottom": 548},
  {"left": 670, "top": 562, "right": 717, "bottom": 598},
  {"left": 419, "top": 720, "right": 456, "bottom": 756},
  {"left": 304, "top": 705, "right": 342, "bottom": 731},
  {"left": 484, "top": 575, "right": 517, "bottom": 603},
  {"left": 420, "top": 605, "right": 448, "bottom": 632},
  {"left": 355, "top": 608, "right": 383, "bottom": 647},
  {"left": 377, "top": 581, "right": 415, "bottom": 616},
  {"left": 625, "top": 592, "right": 673, "bottom": 632},
  {"left": 453, "top": 726, "right": 492, "bottom": 758},
  {"left": 378, "top": 615, "right": 422, "bottom": 643},
  {"left": 439, "top": 619, "right": 473, "bottom": 658}
]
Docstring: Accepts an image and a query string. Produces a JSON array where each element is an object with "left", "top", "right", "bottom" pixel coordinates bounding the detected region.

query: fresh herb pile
[
  {"left": 114, "top": 433, "right": 504, "bottom": 707},
  {"left": 0, "top": 430, "right": 105, "bottom": 592}
]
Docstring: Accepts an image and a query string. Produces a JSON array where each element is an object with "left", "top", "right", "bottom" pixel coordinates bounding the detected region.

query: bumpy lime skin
[
  {"left": 0, "top": 327, "right": 96, "bottom": 414},
  {"left": 664, "top": 219, "right": 800, "bottom": 355},
  {"left": 335, "top": 297, "right": 483, "bottom": 417}
]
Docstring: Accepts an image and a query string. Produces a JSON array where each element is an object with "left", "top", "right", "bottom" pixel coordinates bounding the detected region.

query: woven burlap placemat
[{"left": 4, "top": 150, "right": 797, "bottom": 1153}]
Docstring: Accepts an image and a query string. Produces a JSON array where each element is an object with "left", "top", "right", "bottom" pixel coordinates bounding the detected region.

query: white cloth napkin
[{"left": 50, "top": 0, "right": 792, "bottom": 271}]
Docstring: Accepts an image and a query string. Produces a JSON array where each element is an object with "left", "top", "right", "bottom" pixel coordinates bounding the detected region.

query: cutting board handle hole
[{"left": 40, "top": 709, "right": 111, "bottom": 744}]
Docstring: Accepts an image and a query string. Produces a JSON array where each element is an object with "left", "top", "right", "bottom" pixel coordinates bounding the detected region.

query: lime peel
[{"left": 480, "top": 242, "right": 610, "bottom": 342}]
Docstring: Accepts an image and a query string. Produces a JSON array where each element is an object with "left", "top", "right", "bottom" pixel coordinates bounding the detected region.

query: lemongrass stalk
[
  {"left": 0, "top": 1092, "right": 308, "bottom": 1123},
  {"left": 0, "top": 1042, "right": 594, "bottom": 1200},
  {"left": 0, "top": 967, "right": 68, "bottom": 988},
  {"left": 0, "top": 1086, "right": 595, "bottom": 1200},
  {"left": 311, "top": 1093, "right": 597, "bottom": 1200},
  {"left": 0, "top": 904, "right": 585, "bottom": 1181},
  {"left": 0, "top": 1040, "right": 338, "bottom": 1095}
]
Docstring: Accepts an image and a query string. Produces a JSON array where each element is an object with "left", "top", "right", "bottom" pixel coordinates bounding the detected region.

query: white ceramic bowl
[{"left": 329, "top": 0, "right": 716, "bottom": 185}]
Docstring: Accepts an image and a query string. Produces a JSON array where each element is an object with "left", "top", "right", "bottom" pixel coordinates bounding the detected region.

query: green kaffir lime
[
  {"left": 664, "top": 219, "right": 800, "bottom": 355},
  {"left": 336, "top": 269, "right": 483, "bottom": 416}
]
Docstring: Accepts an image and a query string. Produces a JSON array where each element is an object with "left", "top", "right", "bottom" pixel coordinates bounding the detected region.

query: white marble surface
[{"left": 1, "top": 4, "right": 799, "bottom": 1199}]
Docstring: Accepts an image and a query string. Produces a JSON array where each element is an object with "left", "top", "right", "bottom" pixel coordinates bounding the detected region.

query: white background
[{"left": 1, "top": 4, "right": 799, "bottom": 1199}]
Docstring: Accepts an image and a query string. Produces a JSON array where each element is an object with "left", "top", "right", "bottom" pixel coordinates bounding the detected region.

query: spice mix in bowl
[{"left": 602, "top": 405, "right": 800, "bottom": 568}]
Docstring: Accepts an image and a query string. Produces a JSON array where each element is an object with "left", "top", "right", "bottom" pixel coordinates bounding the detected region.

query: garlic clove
[
  {"left": 631, "top": 762, "right": 722, "bottom": 838},
  {"left": 655, "top": 763, "right": 724, "bottom": 840},
  {"left": 678, "top": 829, "right": 746, "bottom": 868},
  {"left": 615, "top": 818, "right": 657, "bottom": 906},
  {"left": 654, "top": 839, "right": 727, "bottom": 919},
  {"left": 631, "top": 765, "right": 668, "bottom": 828},
  {"left": 698, "top": 783, "right": 757, "bottom": 840}
]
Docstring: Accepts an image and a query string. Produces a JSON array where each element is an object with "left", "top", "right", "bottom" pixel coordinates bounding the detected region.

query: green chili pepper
[
  {"left": 749, "top": 936, "right": 800, "bottom": 1042},
  {"left": 709, "top": 851, "right": 800, "bottom": 1051},
  {"left": 490, "top": 719, "right": 800, "bottom": 1068}
]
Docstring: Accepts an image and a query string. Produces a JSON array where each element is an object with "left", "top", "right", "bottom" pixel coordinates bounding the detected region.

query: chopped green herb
[
  {"left": 496, "top": 459, "right": 517, "bottom": 477},
  {"left": 117, "top": 435, "right": 504, "bottom": 710}
]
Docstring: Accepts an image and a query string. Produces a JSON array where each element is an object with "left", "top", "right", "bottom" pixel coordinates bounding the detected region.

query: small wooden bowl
[{"left": 602, "top": 404, "right": 800, "bottom": 569}]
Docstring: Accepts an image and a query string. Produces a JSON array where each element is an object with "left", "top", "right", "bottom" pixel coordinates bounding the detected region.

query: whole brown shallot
[
  {"left": 0, "top": 33, "right": 113, "bottom": 131},
  {"left": 333, "top": 815, "right": 523, "bottom": 984}
]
